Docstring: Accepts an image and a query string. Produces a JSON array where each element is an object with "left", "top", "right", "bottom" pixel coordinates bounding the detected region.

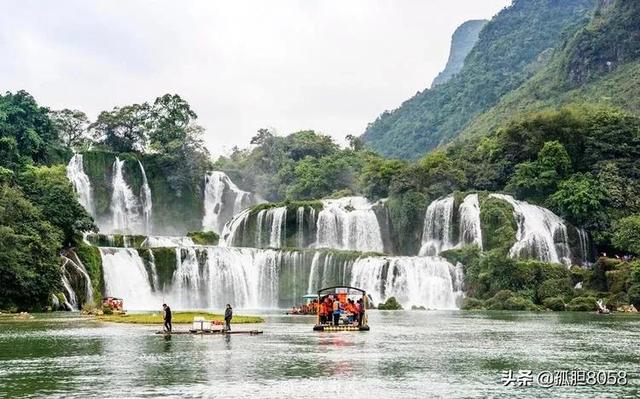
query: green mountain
[
  {"left": 462, "top": 0, "right": 640, "bottom": 137},
  {"left": 431, "top": 19, "right": 487, "bottom": 87},
  {"left": 362, "top": 0, "right": 596, "bottom": 159}
]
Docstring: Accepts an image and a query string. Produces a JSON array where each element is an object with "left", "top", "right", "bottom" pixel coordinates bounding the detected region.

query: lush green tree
[
  {"left": 0, "top": 184, "right": 62, "bottom": 310},
  {"left": 0, "top": 90, "right": 58, "bottom": 166},
  {"left": 18, "top": 165, "right": 96, "bottom": 246},
  {"left": 90, "top": 103, "right": 151, "bottom": 152},
  {"left": 359, "top": 156, "right": 406, "bottom": 199},
  {"left": 149, "top": 94, "right": 197, "bottom": 153},
  {"left": 508, "top": 141, "right": 571, "bottom": 201},
  {"left": 549, "top": 173, "right": 608, "bottom": 227},
  {"left": 50, "top": 109, "right": 89, "bottom": 148},
  {"left": 612, "top": 215, "right": 640, "bottom": 255}
]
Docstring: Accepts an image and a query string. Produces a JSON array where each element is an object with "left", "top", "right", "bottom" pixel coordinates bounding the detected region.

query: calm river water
[{"left": 1, "top": 311, "right": 639, "bottom": 398}]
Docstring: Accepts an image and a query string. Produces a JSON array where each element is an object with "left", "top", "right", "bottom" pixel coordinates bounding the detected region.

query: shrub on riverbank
[
  {"left": 377, "top": 297, "right": 403, "bottom": 310},
  {"left": 566, "top": 296, "right": 597, "bottom": 311}
]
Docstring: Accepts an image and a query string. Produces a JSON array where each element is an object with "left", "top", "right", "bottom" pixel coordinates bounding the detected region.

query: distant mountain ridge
[
  {"left": 431, "top": 19, "right": 487, "bottom": 87},
  {"left": 362, "top": 0, "right": 597, "bottom": 159}
]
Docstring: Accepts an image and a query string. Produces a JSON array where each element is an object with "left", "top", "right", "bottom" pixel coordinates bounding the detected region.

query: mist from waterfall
[
  {"left": 490, "top": 194, "right": 572, "bottom": 265},
  {"left": 66, "top": 154, "right": 94, "bottom": 214}
]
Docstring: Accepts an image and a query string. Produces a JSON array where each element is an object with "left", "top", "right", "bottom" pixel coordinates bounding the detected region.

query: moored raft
[{"left": 155, "top": 329, "right": 263, "bottom": 335}]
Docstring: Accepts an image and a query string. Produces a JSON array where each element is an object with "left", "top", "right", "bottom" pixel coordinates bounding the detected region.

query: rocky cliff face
[{"left": 431, "top": 19, "right": 487, "bottom": 87}]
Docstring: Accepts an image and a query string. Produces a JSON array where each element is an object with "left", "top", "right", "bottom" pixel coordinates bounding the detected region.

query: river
[{"left": 1, "top": 311, "right": 639, "bottom": 398}]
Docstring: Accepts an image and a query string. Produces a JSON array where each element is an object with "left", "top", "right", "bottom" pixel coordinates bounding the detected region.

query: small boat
[
  {"left": 285, "top": 294, "right": 319, "bottom": 315},
  {"left": 313, "top": 286, "right": 370, "bottom": 332}
]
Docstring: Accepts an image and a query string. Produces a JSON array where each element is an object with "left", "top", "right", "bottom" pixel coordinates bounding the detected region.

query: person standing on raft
[
  {"left": 162, "top": 303, "right": 172, "bottom": 333},
  {"left": 224, "top": 304, "right": 233, "bottom": 332}
]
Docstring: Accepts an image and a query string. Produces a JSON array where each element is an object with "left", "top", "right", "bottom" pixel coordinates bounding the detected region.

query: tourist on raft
[
  {"left": 224, "top": 304, "right": 233, "bottom": 332},
  {"left": 162, "top": 303, "right": 172, "bottom": 333}
]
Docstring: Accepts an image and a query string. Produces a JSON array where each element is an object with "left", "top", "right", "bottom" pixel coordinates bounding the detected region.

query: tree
[
  {"left": 549, "top": 173, "right": 608, "bottom": 227},
  {"left": 0, "top": 90, "right": 58, "bottom": 165},
  {"left": 18, "top": 165, "right": 96, "bottom": 245},
  {"left": 508, "top": 141, "right": 572, "bottom": 201},
  {"left": 359, "top": 156, "right": 406, "bottom": 199},
  {"left": 346, "top": 134, "right": 365, "bottom": 151},
  {"left": 149, "top": 94, "right": 198, "bottom": 153},
  {"left": 0, "top": 184, "right": 62, "bottom": 310},
  {"left": 612, "top": 216, "right": 640, "bottom": 255},
  {"left": 90, "top": 103, "right": 151, "bottom": 153},
  {"left": 50, "top": 109, "right": 89, "bottom": 148}
]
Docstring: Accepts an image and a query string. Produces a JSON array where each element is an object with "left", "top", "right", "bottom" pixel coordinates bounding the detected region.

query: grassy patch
[{"left": 97, "top": 311, "right": 264, "bottom": 324}]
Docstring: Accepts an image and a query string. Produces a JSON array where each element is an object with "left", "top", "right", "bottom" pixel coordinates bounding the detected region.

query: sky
[{"left": 0, "top": 0, "right": 511, "bottom": 157}]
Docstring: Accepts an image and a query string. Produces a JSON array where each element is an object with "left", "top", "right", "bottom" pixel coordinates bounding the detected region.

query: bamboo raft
[{"left": 155, "top": 329, "right": 263, "bottom": 336}]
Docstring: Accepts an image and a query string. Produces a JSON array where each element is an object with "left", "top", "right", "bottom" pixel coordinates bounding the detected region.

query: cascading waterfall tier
[
  {"left": 350, "top": 256, "right": 464, "bottom": 310},
  {"left": 458, "top": 194, "right": 482, "bottom": 249},
  {"left": 202, "top": 171, "right": 260, "bottom": 234},
  {"left": 60, "top": 252, "right": 94, "bottom": 310},
  {"left": 109, "top": 157, "right": 142, "bottom": 234},
  {"left": 490, "top": 194, "right": 573, "bottom": 265},
  {"left": 419, "top": 195, "right": 456, "bottom": 256},
  {"left": 315, "top": 197, "right": 384, "bottom": 252},
  {"left": 66, "top": 154, "right": 94, "bottom": 214},
  {"left": 99, "top": 245, "right": 463, "bottom": 311},
  {"left": 222, "top": 196, "right": 384, "bottom": 253}
]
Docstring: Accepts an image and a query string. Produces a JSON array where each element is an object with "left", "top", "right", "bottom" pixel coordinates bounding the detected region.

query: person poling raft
[{"left": 313, "top": 286, "right": 370, "bottom": 332}]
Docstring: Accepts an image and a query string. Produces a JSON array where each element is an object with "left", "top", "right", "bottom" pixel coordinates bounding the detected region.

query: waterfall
[
  {"left": 296, "top": 207, "right": 305, "bottom": 248},
  {"left": 202, "top": 171, "right": 257, "bottom": 234},
  {"left": 66, "top": 153, "right": 94, "bottom": 214},
  {"left": 490, "top": 194, "right": 572, "bottom": 265},
  {"left": 315, "top": 196, "right": 384, "bottom": 252},
  {"left": 60, "top": 253, "right": 94, "bottom": 310},
  {"left": 268, "top": 207, "right": 287, "bottom": 248},
  {"left": 350, "top": 256, "right": 463, "bottom": 309},
  {"left": 138, "top": 161, "right": 153, "bottom": 235},
  {"left": 458, "top": 194, "right": 482, "bottom": 249},
  {"left": 110, "top": 157, "right": 141, "bottom": 234},
  {"left": 419, "top": 195, "right": 455, "bottom": 256},
  {"left": 141, "top": 236, "right": 195, "bottom": 248},
  {"left": 101, "top": 248, "right": 158, "bottom": 310},
  {"left": 577, "top": 229, "right": 591, "bottom": 264}
]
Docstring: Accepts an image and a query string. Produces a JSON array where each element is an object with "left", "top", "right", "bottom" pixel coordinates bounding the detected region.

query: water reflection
[{"left": 1, "top": 311, "right": 640, "bottom": 398}]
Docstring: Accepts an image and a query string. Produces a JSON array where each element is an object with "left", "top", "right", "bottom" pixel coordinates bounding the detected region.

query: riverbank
[{"left": 97, "top": 311, "right": 264, "bottom": 324}]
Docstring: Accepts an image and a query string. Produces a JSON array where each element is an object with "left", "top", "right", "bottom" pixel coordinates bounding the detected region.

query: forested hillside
[
  {"left": 362, "top": 0, "right": 596, "bottom": 159},
  {"left": 463, "top": 0, "right": 640, "bottom": 136}
]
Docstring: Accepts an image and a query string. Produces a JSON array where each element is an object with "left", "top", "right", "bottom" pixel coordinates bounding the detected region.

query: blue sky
[{"left": 0, "top": 0, "right": 510, "bottom": 156}]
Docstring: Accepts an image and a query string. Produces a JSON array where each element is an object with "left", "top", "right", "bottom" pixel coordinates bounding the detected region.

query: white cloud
[{"left": 0, "top": 0, "right": 510, "bottom": 157}]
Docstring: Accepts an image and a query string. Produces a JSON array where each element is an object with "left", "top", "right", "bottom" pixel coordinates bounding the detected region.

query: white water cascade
[
  {"left": 202, "top": 171, "right": 258, "bottom": 234},
  {"left": 66, "top": 154, "right": 94, "bottom": 214},
  {"left": 419, "top": 195, "right": 455, "bottom": 256},
  {"left": 350, "top": 256, "right": 463, "bottom": 309},
  {"left": 138, "top": 161, "right": 153, "bottom": 235},
  {"left": 110, "top": 157, "right": 141, "bottom": 234},
  {"left": 490, "top": 194, "right": 572, "bottom": 265},
  {"left": 101, "top": 248, "right": 158, "bottom": 310},
  {"left": 458, "top": 194, "right": 483, "bottom": 249},
  {"left": 315, "top": 197, "right": 384, "bottom": 252}
]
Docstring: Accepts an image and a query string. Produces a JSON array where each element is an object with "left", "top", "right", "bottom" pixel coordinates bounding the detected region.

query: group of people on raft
[{"left": 318, "top": 295, "right": 366, "bottom": 326}]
